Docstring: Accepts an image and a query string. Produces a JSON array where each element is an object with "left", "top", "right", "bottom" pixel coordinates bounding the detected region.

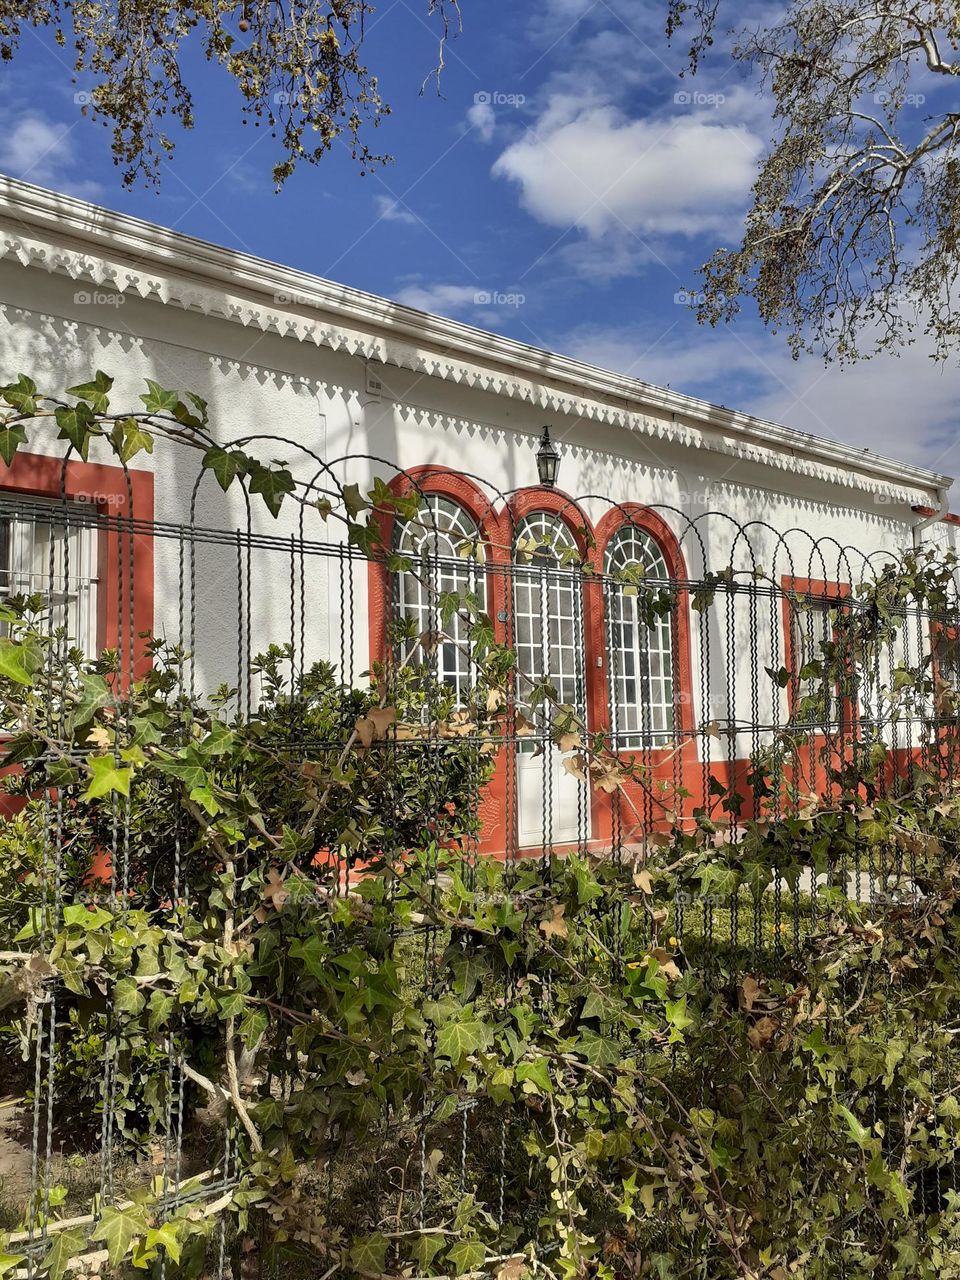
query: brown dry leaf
[
  {"left": 355, "top": 716, "right": 376, "bottom": 748},
  {"left": 798, "top": 792, "right": 820, "bottom": 819},
  {"left": 633, "top": 869, "right": 653, "bottom": 895},
  {"left": 557, "top": 731, "right": 582, "bottom": 753},
  {"left": 263, "top": 868, "right": 289, "bottom": 911},
  {"left": 86, "top": 725, "right": 112, "bottom": 749},
  {"left": 563, "top": 754, "right": 587, "bottom": 783},
  {"left": 479, "top": 739, "right": 499, "bottom": 756},
  {"left": 594, "top": 763, "right": 624, "bottom": 794},
  {"left": 747, "top": 1015, "right": 778, "bottom": 1050},
  {"left": 486, "top": 687, "right": 505, "bottom": 713},
  {"left": 394, "top": 723, "right": 420, "bottom": 741},
  {"left": 650, "top": 947, "right": 680, "bottom": 981},
  {"left": 515, "top": 713, "right": 536, "bottom": 737},
  {"left": 496, "top": 1257, "right": 527, "bottom": 1280},
  {"left": 419, "top": 629, "right": 443, "bottom": 653},
  {"left": 368, "top": 707, "right": 397, "bottom": 739},
  {"left": 539, "top": 903, "right": 568, "bottom": 940},
  {"left": 424, "top": 1148, "right": 444, "bottom": 1178},
  {"left": 740, "top": 976, "right": 763, "bottom": 1011},
  {"left": 705, "top": 720, "right": 720, "bottom": 739}
]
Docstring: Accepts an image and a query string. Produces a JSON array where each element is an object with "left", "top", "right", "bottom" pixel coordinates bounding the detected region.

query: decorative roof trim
[{"left": 0, "top": 175, "right": 951, "bottom": 507}]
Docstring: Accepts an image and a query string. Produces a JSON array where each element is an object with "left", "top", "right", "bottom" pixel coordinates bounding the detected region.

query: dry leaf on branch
[{"left": 539, "top": 904, "right": 568, "bottom": 940}]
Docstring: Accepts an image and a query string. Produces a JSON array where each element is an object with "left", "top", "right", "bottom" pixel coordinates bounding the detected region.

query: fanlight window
[
  {"left": 604, "top": 524, "right": 675, "bottom": 747},
  {"left": 512, "top": 512, "right": 583, "bottom": 719},
  {"left": 394, "top": 494, "right": 484, "bottom": 703},
  {"left": 0, "top": 498, "right": 98, "bottom": 653}
]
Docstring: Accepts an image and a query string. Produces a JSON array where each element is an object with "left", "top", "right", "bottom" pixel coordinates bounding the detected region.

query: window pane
[
  {"left": 393, "top": 495, "right": 485, "bottom": 705},
  {"left": 604, "top": 525, "right": 675, "bottom": 749}
]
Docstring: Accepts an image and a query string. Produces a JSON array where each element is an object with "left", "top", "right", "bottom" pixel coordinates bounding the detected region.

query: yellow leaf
[
  {"left": 86, "top": 724, "right": 112, "bottom": 749},
  {"left": 563, "top": 754, "right": 587, "bottom": 783},
  {"left": 539, "top": 904, "right": 568, "bottom": 940}
]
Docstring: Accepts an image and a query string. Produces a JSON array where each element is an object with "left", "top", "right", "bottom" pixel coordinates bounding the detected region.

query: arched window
[
  {"left": 513, "top": 512, "right": 582, "bottom": 714},
  {"left": 394, "top": 494, "right": 484, "bottom": 703},
  {"left": 604, "top": 523, "right": 675, "bottom": 747}
]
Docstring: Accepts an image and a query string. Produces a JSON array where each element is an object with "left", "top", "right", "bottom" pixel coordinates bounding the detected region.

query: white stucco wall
[{"left": 0, "top": 247, "right": 948, "bottom": 754}]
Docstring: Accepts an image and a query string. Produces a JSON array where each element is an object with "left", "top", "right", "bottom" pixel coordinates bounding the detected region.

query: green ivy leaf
[
  {"left": 55, "top": 403, "right": 97, "bottom": 460},
  {"left": 0, "top": 636, "right": 39, "bottom": 686},
  {"left": 436, "top": 1016, "right": 490, "bottom": 1063},
  {"left": 110, "top": 418, "right": 154, "bottom": 464},
  {"left": 409, "top": 1233, "right": 445, "bottom": 1272},
  {"left": 91, "top": 1204, "right": 149, "bottom": 1266},
  {"left": 349, "top": 1232, "right": 389, "bottom": 1276},
  {"left": 248, "top": 463, "right": 295, "bottom": 517},
  {"left": 114, "top": 976, "right": 146, "bottom": 1016},
  {"left": 834, "top": 1102, "right": 871, "bottom": 1147},
  {"left": 143, "top": 1221, "right": 182, "bottom": 1265},
  {"left": 516, "top": 1057, "right": 553, "bottom": 1094},
  {"left": 67, "top": 369, "right": 113, "bottom": 413},
  {"left": 0, "top": 1250, "right": 26, "bottom": 1278},
  {"left": 0, "top": 423, "right": 27, "bottom": 466},
  {"left": 446, "top": 1239, "right": 486, "bottom": 1274},
  {"left": 83, "top": 754, "right": 133, "bottom": 800},
  {"left": 202, "top": 446, "right": 249, "bottom": 492},
  {"left": 139, "top": 379, "right": 179, "bottom": 414},
  {"left": 342, "top": 482, "right": 368, "bottom": 518},
  {"left": 40, "top": 1228, "right": 87, "bottom": 1280},
  {"left": 1, "top": 373, "right": 37, "bottom": 414},
  {"left": 70, "top": 672, "right": 113, "bottom": 731}
]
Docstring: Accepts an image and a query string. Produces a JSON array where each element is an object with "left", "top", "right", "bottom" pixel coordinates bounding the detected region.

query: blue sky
[{"left": 2, "top": 0, "right": 960, "bottom": 486}]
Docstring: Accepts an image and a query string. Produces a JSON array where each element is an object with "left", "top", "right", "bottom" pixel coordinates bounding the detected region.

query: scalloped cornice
[{"left": 0, "top": 175, "right": 951, "bottom": 510}]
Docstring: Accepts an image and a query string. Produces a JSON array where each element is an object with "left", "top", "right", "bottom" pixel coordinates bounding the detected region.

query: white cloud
[
  {"left": 560, "top": 318, "right": 960, "bottom": 484},
  {"left": 491, "top": 94, "right": 764, "bottom": 242},
  {"left": 393, "top": 283, "right": 481, "bottom": 316},
  {"left": 0, "top": 113, "right": 101, "bottom": 198},
  {"left": 466, "top": 101, "right": 497, "bottom": 143},
  {"left": 374, "top": 195, "right": 419, "bottom": 226}
]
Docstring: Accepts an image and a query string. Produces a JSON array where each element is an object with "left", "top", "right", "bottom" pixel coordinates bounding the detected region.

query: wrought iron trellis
[{"left": 2, "top": 439, "right": 960, "bottom": 1277}]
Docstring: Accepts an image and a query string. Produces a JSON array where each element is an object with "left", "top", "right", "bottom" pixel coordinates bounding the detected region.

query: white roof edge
[{"left": 0, "top": 174, "right": 952, "bottom": 500}]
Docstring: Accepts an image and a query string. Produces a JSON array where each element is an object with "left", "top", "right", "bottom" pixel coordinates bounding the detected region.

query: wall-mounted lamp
[{"left": 536, "top": 425, "right": 560, "bottom": 488}]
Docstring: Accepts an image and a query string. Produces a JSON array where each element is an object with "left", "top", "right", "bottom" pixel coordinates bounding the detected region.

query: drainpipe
[{"left": 911, "top": 487, "right": 949, "bottom": 550}]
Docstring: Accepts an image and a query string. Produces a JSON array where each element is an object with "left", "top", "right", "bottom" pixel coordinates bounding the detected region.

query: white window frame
[
  {"left": 393, "top": 494, "right": 485, "bottom": 705},
  {"left": 0, "top": 496, "right": 98, "bottom": 654},
  {"left": 604, "top": 524, "right": 676, "bottom": 749}
]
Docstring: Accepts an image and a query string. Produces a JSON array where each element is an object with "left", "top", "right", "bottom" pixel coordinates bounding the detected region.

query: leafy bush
[{"left": 2, "top": 369, "right": 960, "bottom": 1278}]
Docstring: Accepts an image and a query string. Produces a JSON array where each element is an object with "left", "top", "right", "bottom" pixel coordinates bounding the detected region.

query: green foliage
[
  {"left": 4, "top": 370, "right": 960, "bottom": 1277},
  {"left": 0, "top": 2, "right": 462, "bottom": 189}
]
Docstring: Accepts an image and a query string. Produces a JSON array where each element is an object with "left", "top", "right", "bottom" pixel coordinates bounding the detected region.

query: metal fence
[{"left": 2, "top": 446, "right": 960, "bottom": 1276}]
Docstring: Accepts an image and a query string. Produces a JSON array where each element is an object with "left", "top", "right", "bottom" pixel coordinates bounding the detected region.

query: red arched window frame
[
  {"left": 594, "top": 505, "right": 695, "bottom": 746},
  {"left": 505, "top": 487, "right": 604, "bottom": 743},
  {"left": 366, "top": 467, "right": 508, "bottom": 673},
  {"left": 0, "top": 451, "right": 154, "bottom": 682}
]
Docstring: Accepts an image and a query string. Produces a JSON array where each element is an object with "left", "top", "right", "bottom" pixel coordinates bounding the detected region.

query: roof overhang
[{"left": 0, "top": 175, "right": 952, "bottom": 508}]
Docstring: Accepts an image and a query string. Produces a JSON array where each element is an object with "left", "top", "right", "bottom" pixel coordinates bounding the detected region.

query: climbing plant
[{"left": 0, "top": 371, "right": 960, "bottom": 1278}]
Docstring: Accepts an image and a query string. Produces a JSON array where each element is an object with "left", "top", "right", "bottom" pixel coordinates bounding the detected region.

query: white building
[{"left": 0, "top": 176, "right": 954, "bottom": 854}]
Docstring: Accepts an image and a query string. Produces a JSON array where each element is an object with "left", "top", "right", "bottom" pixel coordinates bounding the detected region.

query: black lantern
[{"left": 536, "top": 425, "right": 560, "bottom": 488}]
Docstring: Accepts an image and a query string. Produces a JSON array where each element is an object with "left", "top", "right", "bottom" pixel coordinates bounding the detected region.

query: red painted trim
[
  {"left": 0, "top": 451, "right": 154, "bottom": 681},
  {"left": 780, "top": 575, "right": 851, "bottom": 725}
]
